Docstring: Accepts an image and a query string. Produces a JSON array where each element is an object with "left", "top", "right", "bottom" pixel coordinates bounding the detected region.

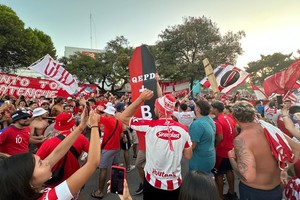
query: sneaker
[
  {"left": 135, "top": 183, "right": 143, "bottom": 195},
  {"left": 223, "top": 192, "right": 239, "bottom": 200},
  {"left": 126, "top": 165, "right": 135, "bottom": 173}
]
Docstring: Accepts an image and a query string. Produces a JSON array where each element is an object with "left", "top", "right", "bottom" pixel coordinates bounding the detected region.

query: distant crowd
[{"left": 1, "top": 87, "right": 300, "bottom": 200}]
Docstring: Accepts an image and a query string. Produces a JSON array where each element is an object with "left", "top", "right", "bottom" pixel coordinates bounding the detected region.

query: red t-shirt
[
  {"left": 0, "top": 125, "right": 31, "bottom": 155},
  {"left": 36, "top": 132, "right": 89, "bottom": 187},
  {"left": 96, "top": 101, "right": 108, "bottom": 107},
  {"left": 214, "top": 113, "right": 236, "bottom": 158},
  {"left": 99, "top": 116, "right": 122, "bottom": 150},
  {"left": 136, "top": 130, "right": 146, "bottom": 151}
]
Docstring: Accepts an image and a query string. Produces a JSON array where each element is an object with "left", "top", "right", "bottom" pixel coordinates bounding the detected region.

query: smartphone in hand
[
  {"left": 276, "top": 95, "right": 283, "bottom": 109},
  {"left": 110, "top": 165, "right": 126, "bottom": 195},
  {"left": 86, "top": 101, "right": 91, "bottom": 115}
]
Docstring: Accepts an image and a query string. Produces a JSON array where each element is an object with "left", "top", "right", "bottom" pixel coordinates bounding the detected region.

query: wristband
[{"left": 91, "top": 126, "right": 98, "bottom": 128}]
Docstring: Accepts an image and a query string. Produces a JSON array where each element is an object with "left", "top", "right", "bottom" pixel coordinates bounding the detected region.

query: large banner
[
  {"left": 262, "top": 59, "right": 300, "bottom": 97},
  {"left": 0, "top": 73, "right": 98, "bottom": 98},
  {"left": 160, "top": 80, "right": 190, "bottom": 97},
  {"left": 200, "top": 64, "right": 249, "bottom": 94},
  {"left": 129, "top": 45, "right": 158, "bottom": 119},
  {"left": 30, "top": 54, "right": 79, "bottom": 95}
]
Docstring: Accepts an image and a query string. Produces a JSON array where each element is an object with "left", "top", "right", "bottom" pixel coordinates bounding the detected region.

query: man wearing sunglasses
[{"left": 0, "top": 110, "right": 32, "bottom": 155}]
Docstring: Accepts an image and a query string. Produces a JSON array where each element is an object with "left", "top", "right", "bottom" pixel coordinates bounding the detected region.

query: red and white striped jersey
[{"left": 129, "top": 117, "right": 192, "bottom": 190}]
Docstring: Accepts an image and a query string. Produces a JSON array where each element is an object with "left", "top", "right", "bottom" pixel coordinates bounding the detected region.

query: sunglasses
[{"left": 21, "top": 116, "right": 31, "bottom": 120}]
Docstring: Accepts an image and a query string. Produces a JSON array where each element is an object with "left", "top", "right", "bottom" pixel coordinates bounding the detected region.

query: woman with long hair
[
  {"left": 0, "top": 109, "right": 101, "bottom": 200},
  {"left": 178, "top": 170, "right": 220, "bottom": 200}
]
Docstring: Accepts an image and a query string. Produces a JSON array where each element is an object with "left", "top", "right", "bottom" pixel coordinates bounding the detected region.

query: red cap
[
  {"left": 54, "top": 112, "right": 76, "bottom": 131},
  {"left": 155, "top": 94, "right": 176, "bottom": 115}
]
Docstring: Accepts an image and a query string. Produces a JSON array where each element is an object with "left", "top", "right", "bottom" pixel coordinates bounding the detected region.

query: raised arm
[
  {"left": 155, "top": 73, "right": 163, "bottom": 98},
  {"left": 66, "top": 111, "right": 101, "bottom": 196},
  {"left": 118, "top": 89, "right": 154, "bottom": 126},
  {"left": 45, "top": 109, "right": 88, "bottom": 167},
  {"left": 282, "top": 106, "right": 300, "bottom": 139}
]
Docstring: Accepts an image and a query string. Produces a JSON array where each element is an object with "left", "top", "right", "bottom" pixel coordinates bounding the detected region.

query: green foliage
[
  {"left": 65, "top": 36, "right": 133, "bottom": 93},
  {"left": 245, "top": 52, "right": 299, "bottom": 85},
  {"left": 0, "top": 4, "right": 56, "bottom": 72},
  {"left": 154, "top": 16, "right": 245, "bottom": 83}
]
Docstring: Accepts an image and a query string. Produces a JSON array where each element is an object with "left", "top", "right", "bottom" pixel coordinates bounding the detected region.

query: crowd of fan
[{"left": 1, "top": 88, "right": 300, "bottom": 200}]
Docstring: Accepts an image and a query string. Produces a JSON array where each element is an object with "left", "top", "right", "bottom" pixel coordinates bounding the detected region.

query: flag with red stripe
[
  {"left": 251, "top": 83, "right": 267, "bottom": 99},
  {"left": 200, "top": 64, "right": 249, "bottom": 94},
  {"left": 262, "top": 59, "right": 300, "bottom": 97},
  {"left": 129, "top": 45, "right": 158, "bottom": 118},
  {"left": 283, "top": 88, "right": 300, "bottom": 104},
  {"left": 30, "top": 54, "right": 79, "bottom": 94}
]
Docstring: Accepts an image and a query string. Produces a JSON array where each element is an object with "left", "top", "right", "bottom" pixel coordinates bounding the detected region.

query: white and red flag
[
  {"left": 262, "top": 59, "right": 300, "bottom": 97},
  {"left": 200, "top": 64, "right": 249, "bottom": 94},
  {"left": 30, "top": 54, "right": 79, "bottom": 95},
  {"left": 251, "top": 83, "right": 267, "bottom": 100},
  {"left": 283, "top": 88, "right": 300, "bottom": 104}
]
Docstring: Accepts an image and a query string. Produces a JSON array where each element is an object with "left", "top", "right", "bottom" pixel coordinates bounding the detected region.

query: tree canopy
[
  {"left": 0, "top": 5, "right": 56, "bottom": 73},
  {"left": 154, "top": 16, "right": 245, "bottom": 87},
  {"left": 64, "top": 36, "right": 133, "bottom": 93},
  {"left": 245, "top": 52, "right": 300, "bottom": 85}
]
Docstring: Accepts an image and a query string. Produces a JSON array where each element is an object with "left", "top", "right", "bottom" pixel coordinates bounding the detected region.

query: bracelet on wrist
[{"left": 91, "top": 126, "right": 98, "bottom": 128}]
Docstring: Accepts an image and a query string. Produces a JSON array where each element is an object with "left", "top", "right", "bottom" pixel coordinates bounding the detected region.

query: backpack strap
[
  {"left": 101, "top": 120, "right": 119, "bottom": 149},
  {"left": 56, "top": 134, "right": 80, "bottom": 159}
]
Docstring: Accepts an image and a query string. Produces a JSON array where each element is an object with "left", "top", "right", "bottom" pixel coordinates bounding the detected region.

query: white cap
[
  {"left": 105, "top": 102, "right": 113, "bottom": 107},
  {"left": 67, "top": 96, "right": 72, "bottom": 100},
  {"left": 32, "top": 107, "right": 48, "bottom": 118},
  {"left": 103, "top": 106, "right": 116, "bottom": 116}
]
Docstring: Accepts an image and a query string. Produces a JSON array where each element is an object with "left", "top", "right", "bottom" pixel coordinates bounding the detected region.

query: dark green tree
[
  {"left": 0, "top": 5, "right": 56, "bottom": 72},
  {"left": 245, "top": 52, "right": 299, "bottom": 85},
  {"left": 154, "top": 16, "right": 245, "bottom": 94},
  {"left": 65, "top": 36, "right": 133, "bottom": 93}
]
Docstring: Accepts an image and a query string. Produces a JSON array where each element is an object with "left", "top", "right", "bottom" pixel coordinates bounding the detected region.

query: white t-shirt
[{"left": 173, "top": 111, "right": 195, "bottom": 127}]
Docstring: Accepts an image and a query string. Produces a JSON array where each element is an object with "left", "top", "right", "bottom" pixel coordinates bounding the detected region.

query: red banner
[
  {"left": 0, "top": 73, "right": 98, "bottom": 98},
  {"left": 160, "top": 80, "right": 190, "bottom": 97},
  {"left": 263, "top": 59, "right": 300, "bottom": 97}
]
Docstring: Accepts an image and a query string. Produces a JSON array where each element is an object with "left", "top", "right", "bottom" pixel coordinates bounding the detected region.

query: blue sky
[{"left": 1, "top": 0, "right": 300, "bottom": 68}]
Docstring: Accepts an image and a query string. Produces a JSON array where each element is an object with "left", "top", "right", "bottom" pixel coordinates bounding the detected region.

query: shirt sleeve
[
  {"left": 129, "top": 117, "right": 151, "bottom": 133},
  {"left": 215, "top": 121, "right": 223, "bottom": 135},
  {"left": 189, "top": 121, "right": 204, "bottom": 142},
  {"left": 41, "top": 181, "right": 73, "bottom": 200},
  {"left": 173, "top": 112, "right": 179, "bottom": 119},
  {"left": 184, "top": 134, "right": 192, "bottom": 148}
]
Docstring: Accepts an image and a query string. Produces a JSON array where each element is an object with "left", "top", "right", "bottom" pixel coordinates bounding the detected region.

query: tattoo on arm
[{"left": 234, "top": 138, "right": 249, "bottom": 181}]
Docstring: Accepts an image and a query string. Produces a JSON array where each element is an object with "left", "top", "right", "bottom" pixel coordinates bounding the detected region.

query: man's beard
[{"left": 18, "top": 120, "right": 30, "bottom": 127}]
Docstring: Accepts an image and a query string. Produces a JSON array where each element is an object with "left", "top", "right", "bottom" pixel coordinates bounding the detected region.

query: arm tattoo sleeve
[{"left": 234, "top": 138, "right": 249, "bottom": 181}]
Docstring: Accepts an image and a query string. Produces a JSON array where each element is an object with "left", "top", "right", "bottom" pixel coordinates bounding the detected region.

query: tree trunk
[{"left": 190, "top": 78, "right": 194, "bottom": 97}]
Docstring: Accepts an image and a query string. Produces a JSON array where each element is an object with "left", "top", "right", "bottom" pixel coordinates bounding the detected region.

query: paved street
[{"left": 81, "top": 150, "right": 240, "bottom": 200}]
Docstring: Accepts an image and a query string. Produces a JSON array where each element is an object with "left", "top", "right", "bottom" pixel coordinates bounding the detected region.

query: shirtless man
[
  {"left": 29, "top": 107, "right": 49, "bottom": 151},
  {"left": 229, "top": 101, "right": 300, "bottom": 200}
]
